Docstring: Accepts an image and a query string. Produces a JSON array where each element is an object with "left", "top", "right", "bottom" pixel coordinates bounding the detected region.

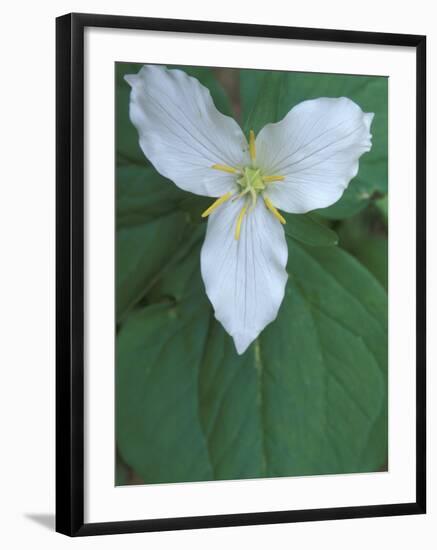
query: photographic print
[{"left": 115, "top": 62, "right": 388, "bottom": 486}]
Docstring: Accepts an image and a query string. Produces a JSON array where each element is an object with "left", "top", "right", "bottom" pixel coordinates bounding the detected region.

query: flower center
[
  {"left": 238, "top": 167, "right": 266, "bottom": 194},
  {"left": 201, "top": 129, "right": 286, "bottom": 239}
]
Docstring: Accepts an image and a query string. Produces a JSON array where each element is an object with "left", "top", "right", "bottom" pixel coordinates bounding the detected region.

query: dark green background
[{"left": 115, "top": 63, "right": 388, "bottom": 485}]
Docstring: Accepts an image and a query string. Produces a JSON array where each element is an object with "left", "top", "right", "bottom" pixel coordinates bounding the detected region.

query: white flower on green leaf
[{"left": 125, "top": 65, "right": 374, "bottom": 355}]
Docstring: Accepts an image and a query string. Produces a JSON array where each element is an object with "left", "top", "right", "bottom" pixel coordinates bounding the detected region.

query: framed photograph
[{"left": 56, "top": 13, "right": 426, "bottom": 536}]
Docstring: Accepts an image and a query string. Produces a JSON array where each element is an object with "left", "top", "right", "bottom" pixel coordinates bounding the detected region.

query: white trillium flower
[{"left": 125, "top": 65, "right": 374, "bottom": 355}]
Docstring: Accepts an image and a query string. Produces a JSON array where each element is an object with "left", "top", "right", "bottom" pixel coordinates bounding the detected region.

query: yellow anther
[
  {"left": 263, "top": 196, "right": 286, "bottom": 225},
  {"left": 235, "top": 204, "right": 248, "bottom": 240},
  {"left": 263, "top": 175, "right": 285, "bottom": 183},
  {"left": 201, "top": 192, "right": 233, "bottom": 218},
  {"left": 211, "top": 164, "right": 238, "bottom": 174},
  {"left": 249, "top": 130, "right": 256, "bottom": 162}
]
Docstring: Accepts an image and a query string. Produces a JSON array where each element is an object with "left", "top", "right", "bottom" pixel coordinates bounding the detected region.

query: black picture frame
[{"left": 56, "top": 12, "right": 426, "bottom": 537}]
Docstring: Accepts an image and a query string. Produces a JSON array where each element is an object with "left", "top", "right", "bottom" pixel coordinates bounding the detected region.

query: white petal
[
  {"left": 125, "top": 65, "right": 249, "bottom": 197},
  {"left": 200, "top": 197, "right": 288, "bottom": 354},
  {"left": 255, "top": 98, "right": 374, "bottom": 213}
]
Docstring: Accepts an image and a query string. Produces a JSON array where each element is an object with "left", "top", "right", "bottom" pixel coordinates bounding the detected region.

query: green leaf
[
  {"left": 353, "top": 239, "right": 388, "bottom": 291},
  {"left": 376, "top": 196, "right": 388, "bottom": 225},
  {"left": 116, "top": 212, "right": 188, "bottom": 321},
  {"left": 178, "top": 194, "right": 214, "bottom": 224},
  {"left": 117, "top": 300, "right": 216, "bottom": 483},
  {"left": 240, "top": 70, "right": 388, "bottom": 220},
  {"left": 315, "top": 178, "right": 372, "bottom": 220},
  {"left": 240, "top": 69, "right": 269, "bottom": 127},
  {"left": 117, "top": 165, "right": 187, "bottom": 228},
  {"left": 318, "top": 160, "right": 387, "bottom": 220},
  {"left": 146, "top": 224, "right": 206, "bottom": 304},
  {"left": 243, "top": 71, "right": 284, "bottom": 134},
  {"left": 283, "top": 213, "right": 338, "bottom": 247},
  {"left": 116, "top": 164, "right": 216, "bottom": 229},
  {"left": 337, "top": 212, "right": 388, "bottom": 290},
  {"left": 117, "top": 240, "right": 387, "bottom": 483}
]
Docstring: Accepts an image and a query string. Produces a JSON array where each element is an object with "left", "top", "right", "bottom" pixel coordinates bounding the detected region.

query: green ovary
[
  {"left": 235, "top": 166, "right": 268, "bottom": 211},
  {"left": 237, "top": 167, "right": 266, "bottom": 195}
]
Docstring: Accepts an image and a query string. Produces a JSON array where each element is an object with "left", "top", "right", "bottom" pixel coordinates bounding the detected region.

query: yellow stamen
[
  {"left": 201, "top": 192, "right": 233, "bottom": 218},
  {"left": 263, "top": 175, "right": 285, "bottom": 183},
  {"left": 211, "top": 164, "right": 238, "bottom": 174},
  {"left": 263, "top": 196, "right": 286, "bottom": 225},
  {"left": 249, "top": 130, "right": 256, "bottom": 162},
  {"left": 235, "top": 204, "right": 248, "bottom": 240}
]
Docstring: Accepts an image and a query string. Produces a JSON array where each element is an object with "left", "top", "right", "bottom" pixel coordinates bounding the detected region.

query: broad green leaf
[
  {"left": 353, "top": 239, "right": 388, "bottom": 291},
  {"left": 117, "top": 301, "right": 214, "bottom": 483},
  {"left": 240, "top": 70, "right": 270, "bottom": 127},
  {"left": 318, "top": 159, "right": 387, "bottom": 220},
  {"left": 117, "top": 164, "right": 217, "bottom": 229},
  {"left": 117, "top": 239, "right": 387, "bottom": 483},
  {"left": 146, "top": 224, "right": 206, "bottom": 304},
  {"left": 282, "top": 240, "right": 388, "bottom": 472},
  {"left": 240, "top": 69, "right": 388, "bottom": 220},
  {"left": 117, "top": 165, "right": 187, "bottom": 228},
  {"left": 376, "top": 196, "right": 388, "bottom": 225},
  {"left": 283, "top": 213, "right": 338, "bottom": 247},
  {"left": 243, "top": 71, "right": 284, "bottom": 134},
  {"left": 178, "top": 194, "right": 213, "bottom": 225},
  {"left": 337, "top": 212, "right": 388, "bottom": 290},
  {"left": 116, "top": 212, "right": 188, "bottom": 321},
  {"left": 316, "top": 176, "right": 374, "bottom": 220}
]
